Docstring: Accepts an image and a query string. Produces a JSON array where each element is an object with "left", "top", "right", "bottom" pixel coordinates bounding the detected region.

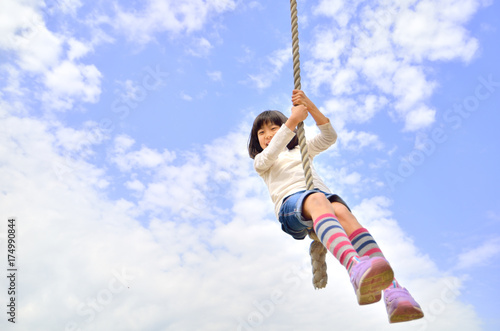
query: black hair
[{"left": 248, "top": 110, "right": 298, "bottom": 159}]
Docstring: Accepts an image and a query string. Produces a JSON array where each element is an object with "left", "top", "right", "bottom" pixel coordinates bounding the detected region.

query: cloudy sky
[{"left": 1, "top": 0, "right": 499, "bottom": 330}]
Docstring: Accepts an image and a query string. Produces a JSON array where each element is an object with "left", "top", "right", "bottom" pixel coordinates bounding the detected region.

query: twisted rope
[
  {"left": 290, "top": 0, "right": 313, "bottom": 191},
  {"left": 289, "top": 0, "right": 328, "bottom": 289}
]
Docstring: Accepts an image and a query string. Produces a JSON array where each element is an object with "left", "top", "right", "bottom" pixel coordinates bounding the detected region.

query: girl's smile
[{"left": 258, "top": 122, "right": 280, "bottom": 150}]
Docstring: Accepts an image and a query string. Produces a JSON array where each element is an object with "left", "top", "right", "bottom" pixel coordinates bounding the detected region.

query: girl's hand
[
  {"left": 291, "top": 89, "right": 329, "bottom": 125},
  {"left": 285, "top": 104, "right": 308, "bottom": 131},
  {"left": 291, "top": 89, "right": 318, "bottom": 113},
  {"left": 291, "top": 104, "right": 308, "bottom": 122}
]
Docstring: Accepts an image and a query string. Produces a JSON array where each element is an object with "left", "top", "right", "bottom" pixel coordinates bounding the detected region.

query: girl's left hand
[
  {"left": 291, "top": 89, "right": 329, "bottom": 125},
  {"left": 291, "top": 90, "right": 317, "bottom": 113}
]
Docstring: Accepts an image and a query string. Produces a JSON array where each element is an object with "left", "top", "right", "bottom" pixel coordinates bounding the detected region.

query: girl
[{"left": 248, "top": 90, "right": 424, "bottom": 323}]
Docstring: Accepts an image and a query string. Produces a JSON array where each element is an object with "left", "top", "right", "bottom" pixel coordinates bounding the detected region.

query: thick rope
[
  {"left": 290, "top": 0, "right": 313, "bottom": 191},
  {"left": 289, "top": 0, "right": 328, "bottom": 289}
]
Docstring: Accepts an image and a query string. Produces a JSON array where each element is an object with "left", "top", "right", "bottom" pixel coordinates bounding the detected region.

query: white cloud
[
  {"left": 313, "top": 0, "right": 364, "bottom": 27},
  {"left": 248, "top": 47, "right": 292, "bottom": 89},
  {"left": 330, "top": 68, "right": 359, "bottom": 95},
  {"left": 304, "top": 60, "right": 339, "bottom": 93},
  {"left": 310, "top": 28, "right": 350, "bottom": 62},
  {"left": 0, "top": 106, "right": 484, "bottom": 330},
  {"left": 321, "top": 94, "right": 388, "bottom": 133},
  {"left": 207, "top": 70, "right": 222, "bottom": 81},
  {"left": 115, "top": 79, "right": 140, "bottom": 102},
  {"left": 113, "top": 73, "right": 166, "bottom": 110},
  {"left": 456, "top": 238, "right": 500, "bottom": 270},
  {"left": 306, "top": 0, "right": 484, "bottom": 131},
  {"left": 113, "top": 134, "right": 135, "bottom": 152},
  {"left": 393, "top": 66, "right": 434, "bottom": 109},
  {"left": 0, "top": 0, "right": 46, "bottom": 52},
  {"left": 180, "top": 91, "right": 193, "bottom": 101},
  {"left": 187, "top": 37, "right": 213, "bottom": 57},
  {"left": 112, "top": 0, "right": 236, "bottom": 44},
  {"left": 0, "top": 0, "right": 102, "bottom": 110},
  {"left": 404, "top": 105, "right": 437, "bottom": 131},
  {"left": 339, "top": 129, "right": 384, "bottom": 151},
  {"left": 110, "top": 134, "right": 176, "bottom": 172},
  {"left": 54, "top": 121, "right": 108, "bottom": 156},
  {"left": 67, "top": 37, "right": 92, "bottom": 60},
  {"left": 45, "top": 0, "right": 83, "bottom": 15},
  {"left": 0, "top": 64, "right": 26, "bottom": 100},
  {"left": 392, "top": 0, "right": 481, "bottom": 62},
  {"left": 42, "top": 60, "right": 102, "bottom": 110},
  {"left": 125, "top": 179, "right": 146, "bottom": 192},
  {"left": 14, "top": 18, "right": 63, "bottom": 73},
  {"left": 246, "top": 1, "right": 264, "bottom": 11}
]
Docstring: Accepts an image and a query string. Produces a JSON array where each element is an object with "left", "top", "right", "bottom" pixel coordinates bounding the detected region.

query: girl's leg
[
  {"left": 334, "top": 203, "right": 424, "bottom": 323},
  {"left": 330, "top": 201, "right": 387, "bottom": 261},
  {"left": 302, "top": 193, "right": 359, "bottom": 274},
  {"left": 302, "top": 193, "right": 393, "bottom": 305},
  {"left": 330, "top": 202, "right": 363, "bottom": 236},
  {"left": 331, "top": 202, "right": 402, "bottom": 281}
]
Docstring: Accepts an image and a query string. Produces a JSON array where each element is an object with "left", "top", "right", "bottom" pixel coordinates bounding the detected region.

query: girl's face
[{"left": 258, "top": 122, "right": 280, "bottom": 150}]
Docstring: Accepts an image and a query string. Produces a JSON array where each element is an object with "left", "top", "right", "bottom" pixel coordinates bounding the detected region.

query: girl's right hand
[
  {"left": 291, "top": 104, "right": 308, "bottom": 122},
  {"left": 285, "top": 104, "right": 308, "bottom": 130}
]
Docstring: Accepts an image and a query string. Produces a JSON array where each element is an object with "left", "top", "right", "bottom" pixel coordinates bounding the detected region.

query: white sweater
[{"left": 254, "top": 121, "right": 338, "bottom": 219}]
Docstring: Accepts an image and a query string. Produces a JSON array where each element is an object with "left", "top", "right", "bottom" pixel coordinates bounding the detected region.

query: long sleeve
[
  {"left": 307, "top": 121, "right": 337, "bottom": 157},
  {"left": 253, "top": 120, "right": 339, "bottom": 219},
  {"left": 254, "top": 124, "right": 296, "bottom": 175}
]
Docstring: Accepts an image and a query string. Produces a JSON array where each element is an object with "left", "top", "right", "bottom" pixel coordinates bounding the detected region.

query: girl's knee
[
  {"left": 305, "top": 193, "right": 330, "bottom": 207},
  {"left": 332, "top": 202, "right": 352, "bottom": 219},
  {"left": 303, "top": 193, "right": 332, "bottom": 219}
]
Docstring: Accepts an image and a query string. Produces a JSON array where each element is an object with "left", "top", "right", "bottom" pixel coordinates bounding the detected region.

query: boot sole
[
  {"left": 356, "top": 259, "right": 394, "bottom": 305},
  {"left": 389, "top": 301, "right": 424, "bottom": 323}
]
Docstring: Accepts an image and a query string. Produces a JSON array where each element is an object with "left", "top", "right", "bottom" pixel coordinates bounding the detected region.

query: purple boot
[
  {"left": 384, "top": 287, "right": 424, "bottom": 323},
  {"left": 350, "top": 256, "right": 394, "bottom": 305}
]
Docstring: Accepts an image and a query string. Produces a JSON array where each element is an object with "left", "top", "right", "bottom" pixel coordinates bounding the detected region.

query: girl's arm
[
  {"left": 285, "top": 103, "right": 308, "bottom": 130},
  {"left": 291, "top": 89, "right": 329, "bottom": 125},
  {"left": 291, "top": 90, "right": 337, "bottom": 156},
  {"left": 254, "top": 125, "right": 296, "bottom": 174},
  {"left": 254, "top": 104, "right": 308, "bottom": 175},
  {"left": 307, "top": 122, "right": 337, "bottom": 157}
]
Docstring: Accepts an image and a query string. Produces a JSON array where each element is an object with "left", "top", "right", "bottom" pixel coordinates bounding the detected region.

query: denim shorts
[{"left": 278, "top": 189, "right": 350, "bottom": 240}]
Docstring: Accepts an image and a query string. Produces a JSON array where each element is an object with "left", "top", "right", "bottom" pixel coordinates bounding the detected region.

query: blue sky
[{"left": 1, "top": 0, "right": 499, "bottom": 330}]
